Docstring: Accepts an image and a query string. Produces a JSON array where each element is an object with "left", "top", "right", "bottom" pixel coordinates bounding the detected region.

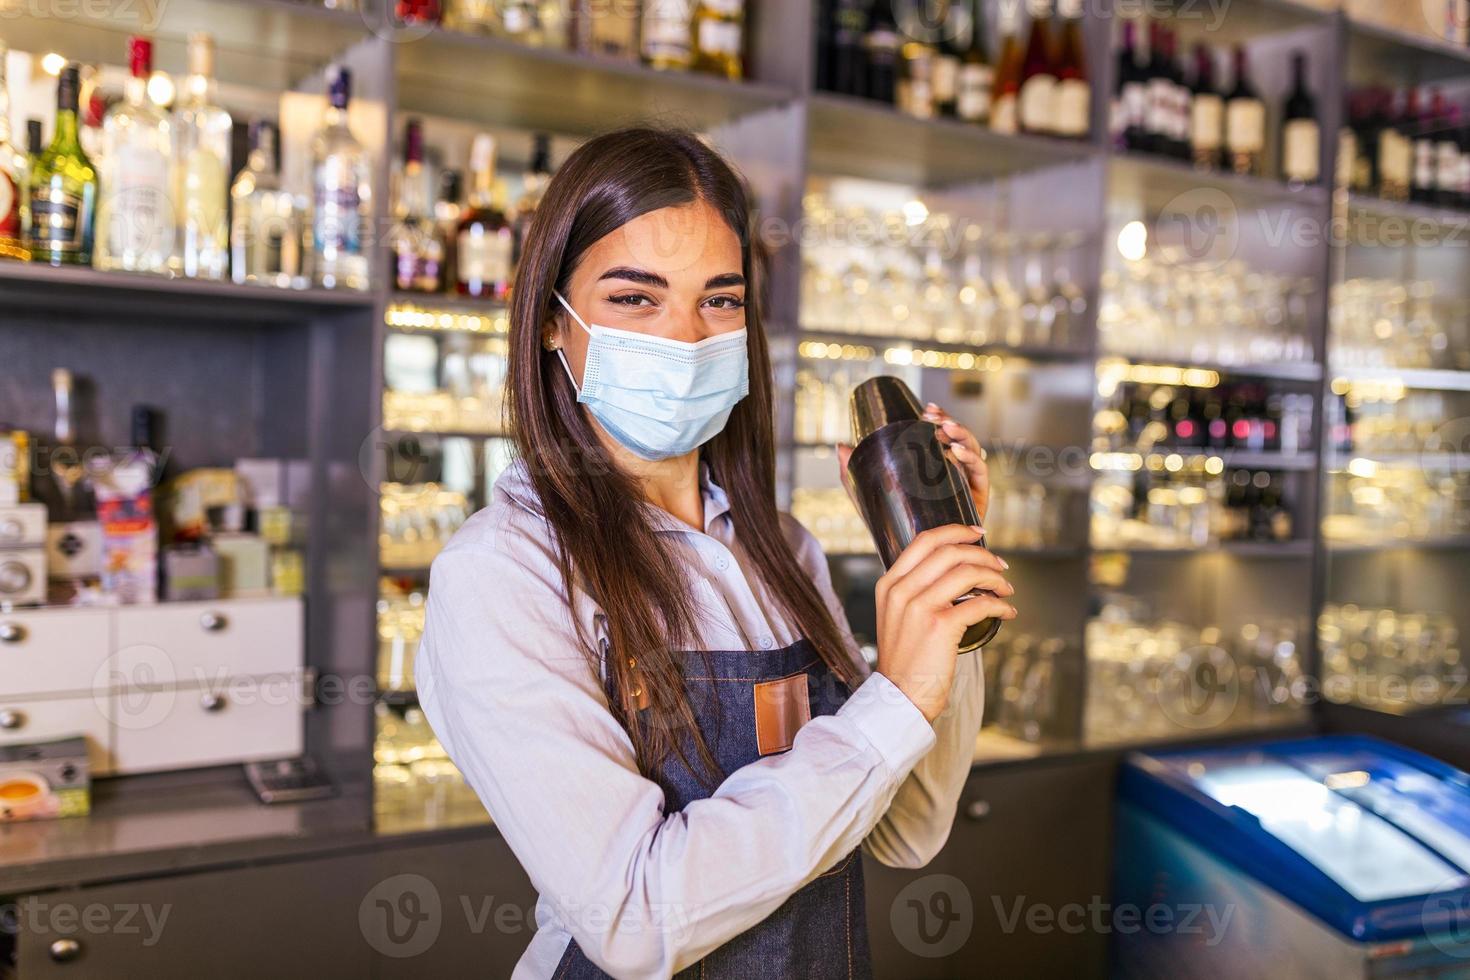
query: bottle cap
[
  {"left": 26, "top": 118, "right": 42, "bottom": 155},
  {"left": 470, "top": 133, "right": 496, "bottom": 173},
  {"left": 56, "top": 66, "right": 80, "bottom": 111},
  {"left": 128, "top": 36, "right": 153, "bottom": 78},
  {"left": 404, "top": 117, "right": 424, "bottom": 163},
  {"left": 439, "top": 168, "right": 463, "bottom": 204},
  {"left": 327, "top": 64, "right": 351, "bottom": 110}
]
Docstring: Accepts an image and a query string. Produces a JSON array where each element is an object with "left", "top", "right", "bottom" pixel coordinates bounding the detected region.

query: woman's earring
[{"left": 542, "top": 334, "right": 561, "bottom": 352}]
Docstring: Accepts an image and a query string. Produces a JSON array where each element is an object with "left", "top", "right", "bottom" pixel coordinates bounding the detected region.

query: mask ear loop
[{"left": 550, "top": 290, "right": 592, "bottom": 395}]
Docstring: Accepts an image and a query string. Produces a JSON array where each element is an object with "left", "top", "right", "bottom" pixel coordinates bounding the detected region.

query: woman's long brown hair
[{"left": 505, "top": 127, "right": 864, "bottom": 784}]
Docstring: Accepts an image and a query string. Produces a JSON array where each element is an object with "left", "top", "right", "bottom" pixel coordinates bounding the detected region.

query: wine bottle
[
  {"left": 1189, "top": 44, "right": 1223, "bottom": 170},
  {"left": 1411, "top": 87, "right": 1440, "bottom": 204},
  {"left": 899, "top": 38, "right": 937, "bottom": 119},
  {"left": 1144, "top": 20, "right": 1170, "bottom": 155},
  {"left": 931, "top": 0, "right": 963, "bottom": 118},
  {"left": 388, "top": 118, "right": 440, "bottom": 293},
  {"left": 174, "top": 33, "right": 231, "bottom": 279},
  {"left": 29, "top": 65, "right": 97, "bottom": 267},
  {"left": 1113, "top": 20, "right": 1146, "bottom": 152},
  {"left": 1280, "top": 50, "right": 1319, "bottom": 186},
  {"left": 1224, "top": 44, "right": 1265, "bottom": 177},
  {"left": 1166, "top": 30, "right": 1191, "bottom": 159},
  {"left": 990, "top": 0, "right": 1023, "bottom": 134},
  {"left": 864, "top": 6, "right": 901, "bottom": 105},
  {"left": 814, "top": 0, "right": 837, "bottom": 93},
  {"left": 1435, "top": 101, "right": 1462, "bottom": 207},
  {"left": 831, "top": 0, "right": 870, "bottom": 97},
  {"left": 956, "top": 0, "right": 993, "bottom": 124},
  {"left": 96, "top": 37, "right": 173, "bottom": 274},
  {"left": 1017, "top": 0, "right": 1057, "bottom": 136},
  {"left": 434, "top": 168, "right": 462, "bottom": 290},
  {"left": 1052, "top": 0, "right": 1088, "bottom": 139},
  {"left": 512, "top": 133, "right": 553, "bottom": 275},
  {"left": 0, "top": 41, "right": 28, "bottom": 261}
]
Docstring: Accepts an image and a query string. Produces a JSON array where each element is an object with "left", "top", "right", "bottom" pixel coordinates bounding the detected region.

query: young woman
[{"left": 415, "top": 127, "right": 1016, "bottom": 980}]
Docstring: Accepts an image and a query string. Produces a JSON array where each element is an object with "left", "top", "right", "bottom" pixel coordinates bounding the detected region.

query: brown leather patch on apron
[{"left": 753, "top": 671, "right": 811, "bottom": 756}]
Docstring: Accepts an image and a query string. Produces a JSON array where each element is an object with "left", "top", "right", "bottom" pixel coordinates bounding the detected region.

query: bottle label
[
  {"left": 1191, "top": 93, "right": 1223, "bottom": 151},
  {"left": 106, "top": 145, "right": 173, "bottom": 261},
  {"left": 1120, "top": 81, "right": 1146, "bottom": 130},
  {"left": 1414, "top": 137, "right": 1435, "bottom": 190},
  {"left": 183, "top": 147, "right": 228, "bottom": 246},
  {"left": 1054, "top": 78, "right": 1089, "bottom": 137},
  {"left": 956, "top": 64, "right": 993, "bottom": 121},
  {"left": 991, "top": 92, "right": 1018, "bottom": 134},
  {"left": 29, "top": 188, "right": 86, "bottom": 253},
  {"left": 1225, "top": 97, "right": 1265, "bottom": 153},
  {"left": 643, "top": 2, "right": 693, "bottom": 60},
  {"left": 1282, "top": 119, "right": 1320, "bottom": 182},
  {"left": 314, "top": 184, "right": 363, "bottom": 254},
  {"left": 1018, "top": 74, "right": 1055, "bottom": 133},
  {"left": 697, "top": 18, "right": 741, "bottom": 57},
  {"left": 1436, "top": 139, "right": 1459, "bottom": 191},
  {"left": 457, "top": 226, "right": 513, "bottom": 291},
  {"left": 931, "top": 55, "right": 959, "bottom": 105},
  {"left": 0, "top": 170, "right": 17, "bottom": 240},
  {"left": 1337, "top": 128, "right": 1357, "bottom": 189},
  {"left": 1146, "top": 77, "right": 1172, "bottom": 137}
]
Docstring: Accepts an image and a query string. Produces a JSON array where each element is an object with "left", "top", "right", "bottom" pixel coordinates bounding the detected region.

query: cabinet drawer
[
  {"left": 113, "top": 598, "right": 303, "bottom": 688},
  {"left": 0, "top": 696, "right": 114, "bottom": 775},
  {"left": 0, "top": 608, "right": 111, "bottom": 699},
  {"left": 111, "top": 674, "right": 305, "bottom": 774}
]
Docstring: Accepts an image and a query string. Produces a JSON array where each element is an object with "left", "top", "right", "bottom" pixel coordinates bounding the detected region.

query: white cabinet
[
  {"left": 0, "top": 608, "right": 111, "bottom": 698},
  {"left": 1, "top": 597, "right": 305, "bottom": 777},
  {"left": 111, "top": 674, "right": 307, "bottom": 774},
  {"left": 114, "top": 598, "right": 303, "bottom": 688}
]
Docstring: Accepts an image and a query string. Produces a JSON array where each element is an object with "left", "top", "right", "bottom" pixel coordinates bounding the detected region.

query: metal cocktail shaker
[{"left": 840, "top": 376, "right": 1002, "bottom": 653}]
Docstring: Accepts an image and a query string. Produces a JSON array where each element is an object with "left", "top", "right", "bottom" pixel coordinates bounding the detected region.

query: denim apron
[{"left": 551, "top": 635, "right": 873, "bottom": 980}]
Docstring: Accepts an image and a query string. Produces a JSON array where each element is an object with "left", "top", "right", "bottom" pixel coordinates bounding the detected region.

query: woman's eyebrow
[
  {"left": 597, "top": 267, "right": 669, "bottom": 288},
  {"left": 704, "top": 273, "right": 746, "bottom": 289}
]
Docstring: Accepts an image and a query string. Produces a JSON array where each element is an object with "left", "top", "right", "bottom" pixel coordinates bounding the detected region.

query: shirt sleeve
[
  {"left": 780, "top": 512, "right": 985, "bottom": 869},
  {"left": 414, "top": 507, "right": 940, "bottom": 979}
]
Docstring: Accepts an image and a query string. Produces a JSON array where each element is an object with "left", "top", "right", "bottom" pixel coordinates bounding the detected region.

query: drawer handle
[
  {"left": 49, "top": 938, "right": 83, "bottom": 963},
  {"left": 0, "top": 708, "right": 25, "bottom": 730},
  {"left": 200, "top": 693, "right": 227, "bottom": 713},
  {"left": 0, "top": 622, "right": 25, "bottom": 644},
  {"left": 964, "top": 799, "right": 991, "bottom": 822},
  {"left": 200, "top": 611, "right": 229, "bottom": 632}
]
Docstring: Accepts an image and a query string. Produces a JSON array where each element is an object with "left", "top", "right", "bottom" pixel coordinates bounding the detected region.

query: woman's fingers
[
  {"left": 881, "top": 524, "right": 986, "bottom": 583},
  {"left": 889, "top": 541, "right": 1009, "bottom": 600},
  {"left": 917, "top": 564, "right": 1014, "bottom": 614},
  {"left": 939, "top": 591, "right": 1019, "bottom": 630}
]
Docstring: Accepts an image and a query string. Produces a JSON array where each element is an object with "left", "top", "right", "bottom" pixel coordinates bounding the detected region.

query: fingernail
[
  {"left": 999, "top": 557, "right": 1010, "bottom": 569},
  {"left": 971, "top": 524, "right": 985, "bottom": 535}
]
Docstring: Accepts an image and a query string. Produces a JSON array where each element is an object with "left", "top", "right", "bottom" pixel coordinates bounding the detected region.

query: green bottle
[{"left": 28, "top": 65, "right": 97, "bottom": 267}]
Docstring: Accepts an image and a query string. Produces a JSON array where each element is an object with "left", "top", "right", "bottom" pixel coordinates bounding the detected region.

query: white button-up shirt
[{"left": 415, "top": 457, "right": 985, "bottom": 979}]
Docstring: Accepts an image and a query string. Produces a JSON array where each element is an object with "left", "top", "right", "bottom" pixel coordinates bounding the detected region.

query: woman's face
[{"left": 551, "top": 199, "right": 747, "bottom": 381}]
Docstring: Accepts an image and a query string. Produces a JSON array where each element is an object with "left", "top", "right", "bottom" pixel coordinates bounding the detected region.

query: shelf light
[
  {"left": 884, "top": 347, "right": 1004, "bottom": 372},
  {"left": 1097, "top": 358, "right": 1221, "bottom": 397},
  {"left": 1090, "top": 451, "right": 1225, "bottom": 474},
  {"left": 1117, "top": 220, "right": 1147, "bottom": 262},
  {"left": 798, "top": 339, "right": 877, "bottom": 361},
  {"left": 386, "top": 303, "right": 509, "bottom": 335},
  {"left": 41, "top": 52, "right": 66, "bottom": 76}
]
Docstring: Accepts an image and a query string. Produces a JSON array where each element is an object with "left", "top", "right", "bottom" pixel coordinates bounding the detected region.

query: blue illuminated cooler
[{"left": 1113, "top": 736, "right": 1470, "bottom": 978}]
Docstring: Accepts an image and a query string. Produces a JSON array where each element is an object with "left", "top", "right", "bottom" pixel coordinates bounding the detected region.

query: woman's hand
[
  {"left": 835, "top": 401, "right": 990, "bottom": 524},
  {"left": 873, "top": 525, "right": 1016, "bottom": 723}
]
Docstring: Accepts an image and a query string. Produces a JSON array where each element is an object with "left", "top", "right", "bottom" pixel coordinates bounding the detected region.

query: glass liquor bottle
[
  {"left": 389, "top": 118, "right": 442, "bottom": 293},
  {"left": 30, "top": 65, "right": 98, "bottom": 267},
  {"left": 512, "top": 133, "right": 552, "bottom": 276},
  {"left": 1224, "top": 44, "right": 1265, "bottom": 177},
  {"left": 955, "top": 0, "right": 993, "bottom": 124},
  {"left": 312, "top": 65, "right": 373, "bottom": 291},
  {"left": 456, "top": 133, "right": 513, "bottom": 301},
  {"left": 1017, "top": 0, "right": 1056, "bottom": 136},
  {"left": 1052, "top": 0, "right": 1088, "bottom": 139},
  {"left": 864, "top": 6, "right": 901, "bottom": 105},
  {"left": 435, "top": 168, "right": 462, "bottom": 293},
  {"left": 830, "top": 0, "right": 870, "bottom": 97},
  {"left": 0, "top": 41, "right": 29, "bottom": 261},
  {"left": 174, "top": 33, "right": 232, "bottom": 280},
  {"left": 1189, "top": 43, "right": 1223, "bottom": 170},
  {"left": 571, "top": 0, "right": 641, "bottom": 59},
  {"left": 642, "top": 0, "right": 694, "bottom": 71},
  {"left": 230, "top": 120, "right": 306, "bottom": 289},
  {"left": 990, "top": 0, "right": 1023, "bottom": 133},
  {"left": 693, "top": 0, "right": 745, "bottom": 81},
  {"left": 96, "top": 37, "right": 173, "bottom": 274}
]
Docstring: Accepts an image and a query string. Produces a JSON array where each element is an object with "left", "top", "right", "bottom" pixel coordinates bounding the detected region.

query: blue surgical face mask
[{"left": 551, "top": 290, "right": 750, "bottom": 461}]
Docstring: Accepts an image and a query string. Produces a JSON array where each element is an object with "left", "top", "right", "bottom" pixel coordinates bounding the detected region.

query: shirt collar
[{"left": 497, "top": 456, "right": 732, "bottom": 537}]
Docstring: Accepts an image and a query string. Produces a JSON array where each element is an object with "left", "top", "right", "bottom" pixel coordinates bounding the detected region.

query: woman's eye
[
  {"left": 608, "top": 294, "right": 655, "bottom": 307},
  {"left": 705, "top": 295, "right": 746, "bottom": 310}
]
